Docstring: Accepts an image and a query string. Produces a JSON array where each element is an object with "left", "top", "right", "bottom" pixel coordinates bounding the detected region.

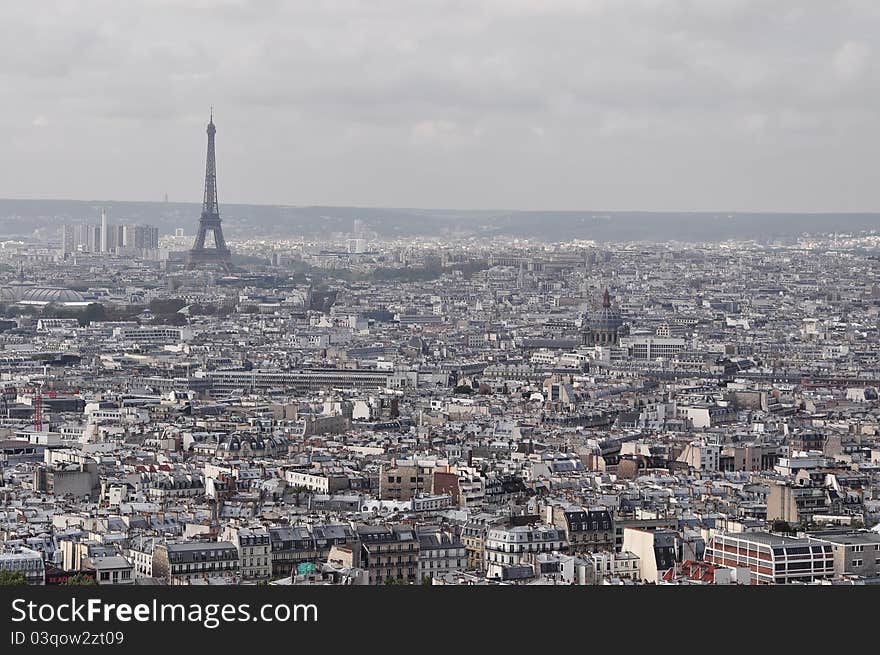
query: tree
[
  {"left": 0, "top": 570, "right": 28, "bottom": 586},
  {"left": 149, "top": 299, "right": 187, "bottom": 315},
  {"left": 158, "top": 312, "right": 187, "bottom": 326},
  {"left": 421, "top": 576, "right": 432, "bottom": 586},
  {"left": 80, "top": 303, "right": 107, "bottom": 326},
  {"left": 64, "top": 573, "right": 97, "bottom": 586}
]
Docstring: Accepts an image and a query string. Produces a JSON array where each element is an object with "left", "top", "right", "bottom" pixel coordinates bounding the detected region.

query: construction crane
[
  {"left": 0, "top": 385, "right": 78, "bottom": 432},
  {"left": 33, "top": 391, "right": 42, "bottom": 432}
]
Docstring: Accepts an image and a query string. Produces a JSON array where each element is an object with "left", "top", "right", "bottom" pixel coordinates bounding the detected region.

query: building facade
[
  {"left": 152, "top": 542, "right": 240, "bottom": 585},
  {"left": 705, "top": 532, "right": 835, "bottom": 585}
]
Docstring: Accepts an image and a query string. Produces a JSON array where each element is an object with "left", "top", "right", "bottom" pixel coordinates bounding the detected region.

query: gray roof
[
  {"left": 163, "top": 541, "right": 238, "bottom": 563},
  {"left": 87, "top": 556, "right": 132, "bottom": 570},
  {"left": 810, "top": 532, "right": 880, "bottom": 546}
]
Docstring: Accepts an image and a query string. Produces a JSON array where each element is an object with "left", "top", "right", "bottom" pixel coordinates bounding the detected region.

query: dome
[
  {"left": 20, "top": 287, "right": 84, "bottom": 304},
  {"left": 589, "top": 306, "right": 623, "bottom": 331},
  {"left": 582, "top": 289, "right": 626, "bottom": 347},
  {"left": 585, "top": 289, "right": 622, "bottom": 330}
]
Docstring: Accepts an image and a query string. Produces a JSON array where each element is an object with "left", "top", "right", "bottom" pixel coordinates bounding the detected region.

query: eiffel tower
[{"left": 187, "top": 109, "right": 233, "bottom": 272}]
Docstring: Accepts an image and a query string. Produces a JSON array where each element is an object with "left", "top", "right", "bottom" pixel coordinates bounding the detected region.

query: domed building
[
  {"left": 582, "top": 289, "right": 627, "bottom": 346},
  {"left": 20, "top": 287, "right": 85, "bottom": 305},
  {"left": 0, "top": 283, "right": 86, "bottom": 306}
]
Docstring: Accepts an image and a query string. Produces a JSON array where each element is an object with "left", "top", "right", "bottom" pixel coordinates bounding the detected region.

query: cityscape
[{"left": 0, "top": 111, "right": 878, "bottom": 588}]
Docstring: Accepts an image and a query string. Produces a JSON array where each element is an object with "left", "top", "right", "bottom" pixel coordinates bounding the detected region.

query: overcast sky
[{"left": 2, "top": 0, "right": 880, "bottom": 212}]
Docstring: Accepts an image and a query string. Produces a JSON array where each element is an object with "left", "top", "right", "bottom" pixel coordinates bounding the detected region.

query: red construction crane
[{"left": 33, "top": 392, "right": 42, "bottom": 432}]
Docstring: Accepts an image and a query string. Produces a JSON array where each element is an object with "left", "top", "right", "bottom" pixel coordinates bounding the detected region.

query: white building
[
  {"left": 485, "top": 524, "right": 568, "bottom": 580},
  {"left": 620, "top": 335, "right": 687, "bottom": 360},
  {"left": 676, "top": 441, "right": 721, "bottom": 472},
  {"left": 0, "top": 546, "right": 45, "bottom": 585}
]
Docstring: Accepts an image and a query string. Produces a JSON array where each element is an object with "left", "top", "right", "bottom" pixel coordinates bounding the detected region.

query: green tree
[
  {"left": 80, "top": 303, "right": 107, "bottom": 326},
  {"left": 0, "top": 570, "right": 28, "bottom": 586},
  {"left": 148, "top": 299, "right": 187, "bottom": 315},
  {"left": 64, "top": 573, "right": 97, "bottom": 586}
]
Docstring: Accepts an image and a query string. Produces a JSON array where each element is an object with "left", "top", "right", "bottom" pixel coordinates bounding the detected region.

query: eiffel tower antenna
[{"left": 187, "top": 109, "right": 233, "bottom": 272}]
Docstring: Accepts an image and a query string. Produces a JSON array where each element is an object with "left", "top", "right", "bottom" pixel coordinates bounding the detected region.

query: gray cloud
[{"left": 0, "top": 0, "right": 879, "bottom": 212}]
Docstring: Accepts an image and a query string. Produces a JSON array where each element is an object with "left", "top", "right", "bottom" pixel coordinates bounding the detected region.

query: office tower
[{"left": 100, "top": 208, "right": 109, "bottom": 253}]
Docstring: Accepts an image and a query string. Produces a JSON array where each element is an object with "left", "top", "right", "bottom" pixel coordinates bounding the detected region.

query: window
[{"left": 852, "top": 559, "right": 863, "bottom": 567}]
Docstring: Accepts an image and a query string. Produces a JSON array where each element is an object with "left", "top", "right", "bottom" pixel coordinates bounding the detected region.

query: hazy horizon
[{"left": 8, "top": 195, "right": 880, "bottom": 217}]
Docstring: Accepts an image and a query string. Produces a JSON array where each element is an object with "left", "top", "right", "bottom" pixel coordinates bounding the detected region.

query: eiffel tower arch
[{"left": 188, "top": 110, "right": 233, "bottom": 272}]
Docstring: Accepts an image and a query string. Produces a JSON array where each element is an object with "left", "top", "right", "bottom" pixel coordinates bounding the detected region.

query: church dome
[
  {"left": 582, "top": 289, "right": 625, "bottom": 347},
  {"left": 586, "top": 289, "right": 623, "bottom": 330}
]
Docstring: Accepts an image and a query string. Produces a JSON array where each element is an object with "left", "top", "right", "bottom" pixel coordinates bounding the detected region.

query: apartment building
[
  {"left": 357, "top": 524, "right": 420, "bottom": 585},
  {"left": 807, "top": 532, "right": 880, "bottom": 579},
  {"left": 152, "top": 542, "right": 240, "bottom": 585}
]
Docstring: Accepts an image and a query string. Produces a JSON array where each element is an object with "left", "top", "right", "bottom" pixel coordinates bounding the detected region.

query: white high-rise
[{"left": 100, "top": 208, "right": 109, "bottom": 253}]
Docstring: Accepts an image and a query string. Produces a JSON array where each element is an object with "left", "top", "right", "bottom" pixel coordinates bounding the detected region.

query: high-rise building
[
  {"left": 59, "top": 217, "right": 159, "bottom": 258},
  {"left": 100, "top": 208, "right": 109, "bottom": 253},
  {"left": 347, "top": 238, "right": 367, "bottom": 254}
]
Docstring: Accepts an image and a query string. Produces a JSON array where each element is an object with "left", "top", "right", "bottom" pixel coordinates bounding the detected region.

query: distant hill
[{"left": 1, "top": 198, "right": 879, "bottom": 243}]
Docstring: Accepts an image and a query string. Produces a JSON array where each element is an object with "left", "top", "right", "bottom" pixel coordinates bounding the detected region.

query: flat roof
[
  {"left": 810, "top": 532, "right": 880, "bottom": 546},
  {"left": 716, "top": 532, "right": 811, "bottom": 546}
]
